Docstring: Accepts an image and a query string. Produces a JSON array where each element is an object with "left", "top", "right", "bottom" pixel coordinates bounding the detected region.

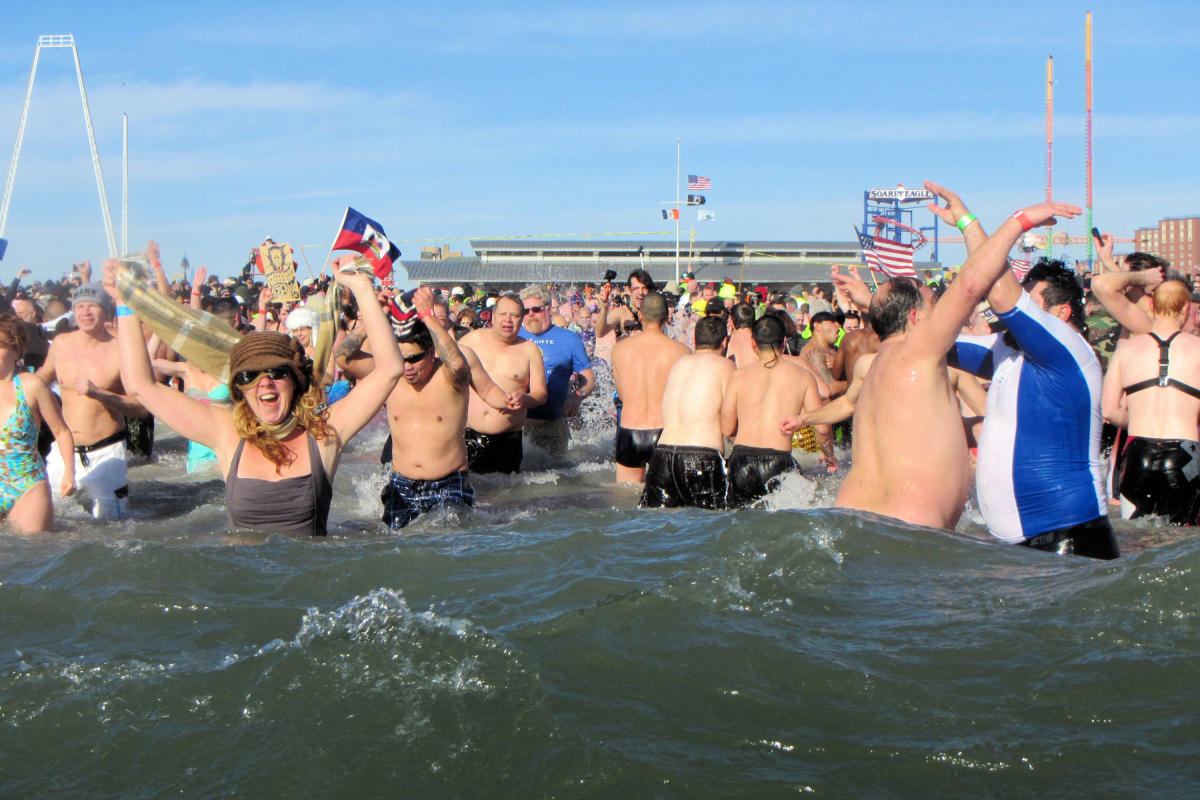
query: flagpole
[
  {"left": 297, "top": 241, "right": 317, "bottom": 282},
  {"left": 674, "top": 137, "right": 681, "bottom": 284},
  {"left": 320, "top": 206, "right": 349, "bottom": 279}
]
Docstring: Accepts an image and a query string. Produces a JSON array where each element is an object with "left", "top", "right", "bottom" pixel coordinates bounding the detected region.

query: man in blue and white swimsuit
[{"left": 935, "top": 189, "right": 1118, "bottom": 559}]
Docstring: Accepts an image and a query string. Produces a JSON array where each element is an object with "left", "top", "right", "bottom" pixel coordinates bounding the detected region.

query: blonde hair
[
  {"left": 1153, "top": 279, "right": 1191, "bottom": 319},
  {"left": 231, "top": 379, "right": 334, "bottom": 474}
]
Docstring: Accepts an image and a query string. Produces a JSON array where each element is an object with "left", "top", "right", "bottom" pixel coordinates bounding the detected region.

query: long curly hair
[{"left": 228, "top": 337, "right": 334, "bottom": 473}]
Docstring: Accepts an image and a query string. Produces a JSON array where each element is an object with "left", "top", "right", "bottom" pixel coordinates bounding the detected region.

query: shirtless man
[
  {"left": 640, "top": 316, "right": 734, "bottom": 510},
  {"left": 381, "top": 288, "right": 523, "bottom": 529},
  {"left": 1102, "top": 278, "right": 1200, "bottom": 524},
  {"left": 720, "top": 315, "right": 828, "bottom": 507},
  {"left": 596, "top": 269, "right": 653, "bottom": 338},
  {"left": 611, "top": 292, "right": 689, "bottom": 483},
  {"left": 458, "top": 294, "right": 547, "bottom": 473},
  {"left": 726, "top": 303, "right": 758, "bottom": 367},
  {"left": 36, "top": 283, "right": 146, "bottom": 520},
  {"left": 799, "top": 311, "right": 847, "bottom": 397},
  {"left": 835, "top": 188, "right": 1081, "bottom": 530}
]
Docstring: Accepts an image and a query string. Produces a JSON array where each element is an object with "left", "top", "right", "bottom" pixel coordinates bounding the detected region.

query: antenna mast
[
  {"left": 0, "top": 35, "right": 118, "bottom": 257},
  {"left": 1085, "top": 13, "right": 1094, "bottom": 268},
  {"left": 1045, "top": 55, "right": 1054, "bottom": 259}
]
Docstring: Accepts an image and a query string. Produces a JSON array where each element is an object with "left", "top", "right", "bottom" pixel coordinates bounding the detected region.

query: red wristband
[
  {"left": 152, "top": 261, "right": 162, "bottom": 268},
  {"left": 418, "top": 308, "right": 433, "bottom": 319},
  {"left": 1012, "top": 210, "right": 1034, "bottom": 232}
]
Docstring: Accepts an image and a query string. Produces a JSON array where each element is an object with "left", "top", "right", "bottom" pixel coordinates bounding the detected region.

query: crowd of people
[{"left": 1, "top": 181, "right": 1197, "bottom": 561}]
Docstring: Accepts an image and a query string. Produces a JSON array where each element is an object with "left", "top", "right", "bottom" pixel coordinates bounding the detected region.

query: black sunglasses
[
  {"left": 403, "top": 351, "right": 428, "bottom": 364},
  {"left": 524, "top": 305, "right": 546, "bottom": 314},
  {"left": 234, "top": 365, "right": 294, "bottom": 386}
]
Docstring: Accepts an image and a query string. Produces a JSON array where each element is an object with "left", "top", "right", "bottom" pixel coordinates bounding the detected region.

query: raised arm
[
  {"left": 104, "top": 259, "right": 230, "bottom": 450},
  {"left": 907, "top": 194, "right": 1081, "bottom": 360},
  {"left": 594, "top": 282, "right": 617, "bottom": 338},
  {"left": 831, "top": 265, "right": 873, "bottom": 313},
  {"left": 414, "top": 287, "right": 469, "bottom": 385},
  {"left": 924, "top": 181, "right": 987, "bottom": 255},
  {"left": 190, "top": 265, "right": 207, "bottom": 311},
  {"left": 594, "top": 282, "right": 633, "bottom": 339},
  {"left": 1091, "top": 268, "right": 1160, "bottom": 335},
  {"left": 324, "top": 266, "right": 404, "bottom": 443},
  {"left": 925, "top": 181, "right": 1025, "bottom": 314},
  {"left": 1094, "top": 232, "right": 1119, "bottom": 274},
  {"left": 147, "top": 240, "right": 172, "bottom": 298}
]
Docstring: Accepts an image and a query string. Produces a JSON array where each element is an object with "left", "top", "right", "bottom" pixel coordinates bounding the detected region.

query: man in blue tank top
[{"left": 518, "top": 285, "right": 595, "bottom": 457}]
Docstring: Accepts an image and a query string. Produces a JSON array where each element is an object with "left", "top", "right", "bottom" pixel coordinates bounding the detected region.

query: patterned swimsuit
[{"left": 0, "top": 374, "right": 47, "bottom": 516}]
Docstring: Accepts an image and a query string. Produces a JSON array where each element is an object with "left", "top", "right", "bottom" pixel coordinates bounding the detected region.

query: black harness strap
[{"left": 1125, "top": 331, "right": 1200, "bottom": 400}]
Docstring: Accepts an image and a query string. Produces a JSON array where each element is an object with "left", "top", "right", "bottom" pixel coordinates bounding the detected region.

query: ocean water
[{"left": 2, "top": 416, "right": 1199, "bottom": 798}]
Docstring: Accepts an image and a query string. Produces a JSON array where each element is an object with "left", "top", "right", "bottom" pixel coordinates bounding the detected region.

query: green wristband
[{"left": 955, "top": 213, "right": 978, "bottom": 232}]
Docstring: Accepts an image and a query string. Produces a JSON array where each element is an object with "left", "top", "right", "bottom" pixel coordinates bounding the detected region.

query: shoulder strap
[
  {"left": 226, "top": 438, "right": 247, "bottom": 484},
  {"left": 305, "top": 432, "right": 332, "bottom": 537},
  {"left": 1167, "top": 378, "right": 1200, "bottom": 401},
  {"left": 306, "top": 432, "right": 328, "bottom": 480},
  {"left": 1126, "top": 330, "right": 1200, "bottom": 397}
]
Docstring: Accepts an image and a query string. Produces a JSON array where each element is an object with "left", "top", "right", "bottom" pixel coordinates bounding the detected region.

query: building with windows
[
  {"left": 1133, "top": 217, "right": 1200, "bottom": 270},
  {"left": 400, "top": 239, "right": 941, "bottom": 292}
]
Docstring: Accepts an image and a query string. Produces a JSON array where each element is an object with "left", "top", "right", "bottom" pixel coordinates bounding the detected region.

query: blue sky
[{"left": 1, "top": 0, "right": 1197, "bottom": 282}]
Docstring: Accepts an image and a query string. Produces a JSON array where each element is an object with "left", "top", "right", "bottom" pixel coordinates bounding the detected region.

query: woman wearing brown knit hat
[{"left": 104, "top": 260, "right": 403, "bottom": 535}]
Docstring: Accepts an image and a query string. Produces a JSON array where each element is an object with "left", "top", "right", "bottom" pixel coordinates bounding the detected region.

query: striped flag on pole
[
  {"left": 856, "top": 229, "right": 917, "bottom": 279},
  {"left": 687, "top": 175, "right": 711, "bottom": 190}
]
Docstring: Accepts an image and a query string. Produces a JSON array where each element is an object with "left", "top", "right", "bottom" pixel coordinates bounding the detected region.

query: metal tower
[
  {"left": 861, "top": 185, "right": 940, "bottom": 265},
  {"left": 0, "top": 34, "right": 118, "bottom": 258}
]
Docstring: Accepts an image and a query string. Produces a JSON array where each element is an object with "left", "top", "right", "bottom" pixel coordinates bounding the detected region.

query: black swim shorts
[
  {"left": 640, "top": 444, "right": 726, "bottom": 510},
  {"left": 1116, "top": 436, "right": 1200, "bottom": 525},
  {"left": 465, "top": 428, "right": 523, "bottom": 474},
  {"left": 1019, "top": 515, "right": 1119, "bottom": 560},
  {"left": 615, "top": 427, "right": 662, "bottom": 469},
  {"left": 727, "top": 444, "right": 799, "bottom": 508}
]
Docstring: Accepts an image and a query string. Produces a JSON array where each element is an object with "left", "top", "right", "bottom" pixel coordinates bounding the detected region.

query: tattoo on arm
[
  {"left": 429, "top": 323, "right": 468, "bottom": 383},
  {"left": 335, "top": 332, "right": 367, "bottom": 361}
]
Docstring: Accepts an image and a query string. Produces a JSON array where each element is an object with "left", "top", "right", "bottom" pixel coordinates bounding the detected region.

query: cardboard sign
[{"left": 257, "top": 242, "right": 300, "bottom": 302}]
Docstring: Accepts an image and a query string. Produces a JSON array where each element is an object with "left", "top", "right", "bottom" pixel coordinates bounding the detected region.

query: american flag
[
  {"left": 1009, "top": 258, "right": 1032, "bottom": 281},
  {"left": 856, "top": 229, "right": 917, "bottom": 279},
  {"left": 687, "top": 174, "right": 711, "bottom": 191}
]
